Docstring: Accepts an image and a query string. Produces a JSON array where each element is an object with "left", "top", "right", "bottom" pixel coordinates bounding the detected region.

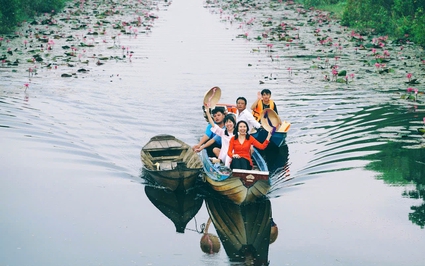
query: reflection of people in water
[{"left": 200, "top": 218, "right": 221, "bottom": 254}]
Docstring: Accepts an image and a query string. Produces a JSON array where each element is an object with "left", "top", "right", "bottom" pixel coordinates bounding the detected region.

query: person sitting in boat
[
  {"left": 228, "top": 120, "right": 273, "bottom": 170},
  {"left": 235, "top": 96, "right": 261, "bottom": 133},
  {"left": 196, "top": 102, "right": 236, "bottom": 167},
  {"left": 192, "top": 106, "right": 226, "bottom": 158},
  {"left": 251, "top": 89, "right": 278, "bottom": 122}
]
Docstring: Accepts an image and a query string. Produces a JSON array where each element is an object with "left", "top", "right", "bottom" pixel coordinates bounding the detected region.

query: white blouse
[{"left": 211, "top": 124, "right": 234, "bottom": 167}]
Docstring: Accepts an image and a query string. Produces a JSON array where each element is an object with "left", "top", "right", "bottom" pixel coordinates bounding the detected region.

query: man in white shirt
[{"left": 235, "top": 96, "right": 261, "bottom": 132}]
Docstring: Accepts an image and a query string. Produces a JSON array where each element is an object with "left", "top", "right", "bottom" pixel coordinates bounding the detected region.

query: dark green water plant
[
  {"left": 297, "top": 0, "right": 425, "bottom": 47},
  {"left": 0, "top": 0, "right": 69, "bottom": 33}
]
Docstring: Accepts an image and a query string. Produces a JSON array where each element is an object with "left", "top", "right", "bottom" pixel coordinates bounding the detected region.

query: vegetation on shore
[
  {"left": 297, "top": 0, "right": 425, "bottom": 47},
  {"left": 0, "top": 0, "right": 68, "bottom": 33},
  {"left": 1, "top": 0, "right": 424, "bottom": 47}
]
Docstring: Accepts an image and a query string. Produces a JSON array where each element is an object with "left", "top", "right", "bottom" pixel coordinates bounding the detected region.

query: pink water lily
[{"left": 407, "top": 73, "right": 412, "bottom": 81}]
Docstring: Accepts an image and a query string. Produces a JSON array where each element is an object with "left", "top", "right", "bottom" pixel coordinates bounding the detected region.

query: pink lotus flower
[{"left": 407, "top": 73, "right": 412, "bottom": 81}]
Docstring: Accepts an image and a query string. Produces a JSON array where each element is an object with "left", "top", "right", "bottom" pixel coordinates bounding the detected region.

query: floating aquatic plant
[{"left": 400, "top": 87, "right": 418, "bottom": 101}]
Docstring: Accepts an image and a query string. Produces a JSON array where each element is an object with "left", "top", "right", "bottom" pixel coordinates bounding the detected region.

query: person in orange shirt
[{"left": 227, "top": 120, "right": 272, "bottom": 170}]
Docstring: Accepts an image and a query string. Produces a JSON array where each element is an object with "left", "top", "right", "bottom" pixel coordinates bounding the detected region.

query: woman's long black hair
[{"left": 233, "top": 120, "right": 250, "bottom": 140}]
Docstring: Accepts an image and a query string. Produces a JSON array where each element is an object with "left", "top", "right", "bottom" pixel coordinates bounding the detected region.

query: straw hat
[
  {"left": 260, "top": 108, "right": 282, "bottom": 132},
  {"left": 203, "top": 86, "right": 221, "bottom": 108}
]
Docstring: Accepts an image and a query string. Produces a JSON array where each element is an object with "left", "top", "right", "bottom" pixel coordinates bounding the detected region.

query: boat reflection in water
[
  {"left": 205, "top": 196, "right": 276, "bottom": 265},
  {"left": 144, "top": 185, "right": 204, "bottom": 233}
]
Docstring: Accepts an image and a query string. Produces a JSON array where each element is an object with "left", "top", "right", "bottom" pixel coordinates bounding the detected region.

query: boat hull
[
  {"left": 141, "top": 134, "right": 203, "bottom": 191},
  {"left": 200, "top": 149, "right": 270, "bottom": 205},
  {"left": 143, "top": 165, "right": 200, "bottom": 191}
]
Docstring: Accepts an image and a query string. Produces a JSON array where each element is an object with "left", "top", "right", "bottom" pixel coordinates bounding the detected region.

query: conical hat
[
  {"left": 260, "top": 108, "right": 282, "bottom": 132},
  {"left": 203, "top": 86, "right": 221, "bottom": 108}
]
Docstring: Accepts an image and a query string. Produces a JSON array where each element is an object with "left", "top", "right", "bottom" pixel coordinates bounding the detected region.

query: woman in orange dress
[{"left": 227, "top": 120, "right": 272, "bottom": 170}]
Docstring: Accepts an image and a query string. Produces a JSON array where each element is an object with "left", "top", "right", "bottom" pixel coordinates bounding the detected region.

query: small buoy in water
[{"left": 200, "top": 218, "right": 220, "bottom": 254}]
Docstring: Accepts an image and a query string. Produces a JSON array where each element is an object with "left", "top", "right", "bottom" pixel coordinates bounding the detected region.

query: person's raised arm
[
  {"left": 204, "top": 103, "right": 215, "bottom": 128},
  {"left": 250, "top": 91, "right": 262, "bottom": 111},
  {"left": 252, "top": 130, "right": 272, "bottom": 150}
]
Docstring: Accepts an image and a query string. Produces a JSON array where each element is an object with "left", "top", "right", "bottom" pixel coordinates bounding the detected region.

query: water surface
[{"left": 1, "top": 0, "right": 425, "bottom": 265}]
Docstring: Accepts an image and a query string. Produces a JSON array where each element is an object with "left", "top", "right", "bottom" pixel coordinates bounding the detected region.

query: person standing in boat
[
  {"left": 192, "top": 106, "right": 226, "bottom": 158},
  {"left": 228, "top": 120, "right": 272, "bottom": 170},
  {"left": 251, "top": 89, "right": 278, "bottom": 122},
  {"left": 235, "top": 97, "right": 261, "bottom": 132},
  {"left": 196, "top": 102, "right": 236, "bottom": 167}
]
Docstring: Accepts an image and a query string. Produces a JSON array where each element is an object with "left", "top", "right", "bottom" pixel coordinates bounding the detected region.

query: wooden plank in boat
[{"left": 232, "top": 169, "right": 269, "bottom": 177}]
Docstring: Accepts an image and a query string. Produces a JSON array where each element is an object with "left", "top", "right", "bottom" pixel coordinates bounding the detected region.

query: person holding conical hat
[{"left": 251, "top": 89, "right": 279, "bottom": 122}]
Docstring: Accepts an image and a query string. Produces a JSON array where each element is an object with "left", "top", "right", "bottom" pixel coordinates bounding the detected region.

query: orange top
[{"left": 228, "top": 137, "right": 269, "bottom": 166}]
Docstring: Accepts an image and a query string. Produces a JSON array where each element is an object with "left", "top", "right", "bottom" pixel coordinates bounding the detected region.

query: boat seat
[{"left": 158, "top": 161, "right": 177, "bottom": 170}]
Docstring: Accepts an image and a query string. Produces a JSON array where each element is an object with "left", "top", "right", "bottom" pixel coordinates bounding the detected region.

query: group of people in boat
[{"left": 192, "top": 89, "right": 279, "bottom": 171}]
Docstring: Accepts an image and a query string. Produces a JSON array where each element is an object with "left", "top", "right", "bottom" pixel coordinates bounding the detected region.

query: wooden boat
[
  {"left": 200, "top": 148, "right": 270, "bottom": 205},
  {"left": 205, "top": 197, "right": 272, "bottom": 264},
  {"left": 144, "top": 185, "right": 203, "bottom": 233},
  {"left": 140, "top": 134, "right": 203, "bottom": 191}
]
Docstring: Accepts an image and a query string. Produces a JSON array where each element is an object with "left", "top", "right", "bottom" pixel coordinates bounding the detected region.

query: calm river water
[{"left": 1, "top": 0, "right": 425, "bottom": 265}]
